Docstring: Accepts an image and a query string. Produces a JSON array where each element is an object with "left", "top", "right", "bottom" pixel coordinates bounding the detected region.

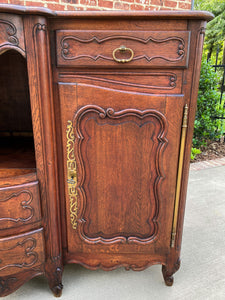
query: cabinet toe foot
[
  {"left": 46, "top": 265, "right": 63, "bottom": 297},
  {"left": 162, "top": 258, "right": 180, "bottom": 287},
  {"left": 162, "top": 265, "right": 174, "bottom": 286},
  {"left": 51, "top": 284, "right": 63, "bottom": 297}
]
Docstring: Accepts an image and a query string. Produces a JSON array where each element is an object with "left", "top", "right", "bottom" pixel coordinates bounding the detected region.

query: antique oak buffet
[{"left": 0, "top": 5, "right": 213, "bottom": 297}]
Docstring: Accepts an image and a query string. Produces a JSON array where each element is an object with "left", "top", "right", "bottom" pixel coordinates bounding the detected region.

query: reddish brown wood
[
  {"left": 58, "top": 71, "right": 182, "bottom": 94},
  {"left": 0, "top": 137, "right": 35, "bottom": 169},
  {"left": 0, "top": 13, "right": 25, "bottom": 56},
  {"left": 0, "top": 172, "right": 37, "bottom": 185},
  {"left": 22, "top": 15, "right": 63, "bottom": 297},
  {"left": 56, "top": 30, "right": 190, "bottom": 68},
  {"left": 0, "top": 4, "right": 212, "bottom": 297},
  {"left": 0, "top": 181, "right": 41, "bottom": 232},
  {"left": 0, "top": 229, "right": 45, "bottom": 297},
  {"left": 0, "top": 268, "right": 44, "bottom": 297},
  {"left": 0, "top": 5, "right": 214, "bottom": 21}
]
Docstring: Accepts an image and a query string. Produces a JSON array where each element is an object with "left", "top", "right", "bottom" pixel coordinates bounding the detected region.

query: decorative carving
[
  {"left": 59, "top": 73, "right": 177, "bottom": 90},
  {"left": 0, "top": 277, "right": 17, "bottom": 294},
  {"left": 200, "top": 27, "right": 206, "bottom": 35},
  {"left": 33, "top": 24, "right": 63, "bottom": 299},
  {"left": 0, "top": 238, "right": 38, "bottom": 272},
  {"left": 72, "top": 105, "right": 168, "bottom": 244},
  {"left": 45, "top": 255, "right": 63, "bottom": 297},
  {"left": 0, "top": 268, "right": 44, "bottom": 297},
  {"left": 36, "top": 24, "right": 47, "bottom": 31},
  {"left": 66, "top": 120, "right": 78, "bottom": 230},
  {"left": 0, "top": 190, "right": 34, "bottom": 225},
  {"left": 0, "top": 20, "right": 19, "bottom": 46},
  {"left": 73, "top": 259, "right": 164, "bottom": 272},
  {"left": 60, "top": 34, "right": 186, "bottom": 63},
  {"left": 169, "top": 75, "right": 177, "bottom": 87},
  {"left": 162, "top": 258, "right": 181, "bottom": 286},
  {"left": 51, "top": 267, "right": 63, "bottom": 297}
]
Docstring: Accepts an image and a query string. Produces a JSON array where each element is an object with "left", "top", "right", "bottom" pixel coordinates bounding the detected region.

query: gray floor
[{"left": 5, "top": 165, "right": 225, "bottom": 300}]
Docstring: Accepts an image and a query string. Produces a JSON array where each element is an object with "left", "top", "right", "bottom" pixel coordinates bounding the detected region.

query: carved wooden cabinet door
[{"left": 58, "top": 78, "right": 185, "bottom": 269}]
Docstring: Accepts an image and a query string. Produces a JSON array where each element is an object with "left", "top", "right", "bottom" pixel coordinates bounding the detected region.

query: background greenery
[{"left": 191, "top": 0, "right": 225, "bottom": 159}]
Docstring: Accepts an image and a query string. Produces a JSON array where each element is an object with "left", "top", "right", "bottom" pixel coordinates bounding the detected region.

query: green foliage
[
  {"left": 193, "top": 59, "right": 224, "bottom": 149},
  {"left": 195, "top": 0, "right": 225, "bottom": 63},
  {"left": 206, "top": 4, "right": 225, "bottom": 54},
  {"left": 192, "top": 1, "right": 225, "bottom": 159},
  {"left": 191, "top": 147, "right": 201, "bottom": 161}
]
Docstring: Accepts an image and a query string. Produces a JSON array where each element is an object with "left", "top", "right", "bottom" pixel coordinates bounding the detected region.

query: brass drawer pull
[{"left": 112, "top": 45, "right": 134, "bottom": 63}]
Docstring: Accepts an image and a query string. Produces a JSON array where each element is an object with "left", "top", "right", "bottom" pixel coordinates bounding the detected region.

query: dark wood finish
[
  {"left": 0, "top": 13, "right": 25, "bottom": 56},
  {"left": 0, "top": 4, "right": 212, "bottom": 297},
  {"left": 0, "top": 181, "right": 41, "bottom": 232},
  {"left": 0, "top": 229, "right": 45, "bottom": 276},
  {"left": 56, "top": 30, "right": 190, "bottom": 68},
  {"left": 0, "top": 5, "right": 214, "bottom": 20},
  {"left": 58, "top": 71, "right": 182, "bottom": 94},
  {"left": 0, "top": 52, "right": 32, "bottom": 133},
  {"left": 24, "top": 15, "right": 63, "bottom": 296},
  {"left": 0, "top": 172, "right": 37, "bottom": 184},
  {"left": 0, "top": 137, "right": 35, "bottom": 169},
  {"left": 0, "top": 229, "right": 45, "bottom": 296}
]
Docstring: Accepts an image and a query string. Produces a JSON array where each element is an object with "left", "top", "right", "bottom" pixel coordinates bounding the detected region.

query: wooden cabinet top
[{"left": 0, "top": 4, "right": 214, "bottom": 21}]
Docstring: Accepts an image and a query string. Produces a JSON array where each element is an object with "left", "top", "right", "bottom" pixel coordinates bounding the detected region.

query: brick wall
[{"left": 3, "top": 0, "right": 192, "bottom": 11}]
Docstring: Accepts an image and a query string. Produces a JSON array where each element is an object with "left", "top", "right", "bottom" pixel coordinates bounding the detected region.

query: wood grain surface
[{"left": 0, "top": 5, "right": 210, "bottom": 296}]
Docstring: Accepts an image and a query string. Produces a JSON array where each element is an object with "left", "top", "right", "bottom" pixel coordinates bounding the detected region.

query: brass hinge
[
  {"left": 170, "top": 104, "right": 188, "bottom": 248},
  {"left": 66, "top": 120, "right": 78, "bottom": 230}
]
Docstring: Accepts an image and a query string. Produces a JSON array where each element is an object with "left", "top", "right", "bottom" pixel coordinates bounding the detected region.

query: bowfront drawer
[
  {"left": 56, "top": 30, "right": 190, "bottom": 68},
  {"left": 0, "top": 181, "right": 41, "bottom": 231},
  {"left": 0, "top": 228, "right": 45, "bottom": 276}
]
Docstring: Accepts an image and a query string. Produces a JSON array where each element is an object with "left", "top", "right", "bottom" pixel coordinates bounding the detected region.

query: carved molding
[
  {"left": 0, "top": 238, "right": 38, "bottom": 272},
  {"left": 0, "top": 268, "right": 44, "bottom": 297},
  {"left": 61, "top": 34, "right": 185, "bottom": 63},
  {"left": 0, "top": 276, "right": 17, "bottom": 295},
  {"left": 69, "top": 257, "right": 165, "bottom": 271},
  {"left": 36, "top": 23, "right": 47, "bottom": 32},
  {"left": 0, "top": 190, "right": 34, "bottom": 225},
  {"left": 45, "top": 255, "right": 63, "bottom": 297},
  {"left": 0, "top": 19, "right": 19, "bottom": 46},
  {"left": 33, "top": 21, "right": 63, "bottom": 279},
  {"left": 200, "top": 27, "right": 206, "bottom": 35},
  {"left": 72, "top": 105, "right": 168, "bottom": 245},
  {"left": 59, "top": 73, "right": 177, "bottom": 90}
]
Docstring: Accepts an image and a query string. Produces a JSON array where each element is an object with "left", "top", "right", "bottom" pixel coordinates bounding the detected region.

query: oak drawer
[
  {"left": 56, "top": 30, "right": 190, "bottom": 68},
  {"left": 0, "top": 181, "right": 41, "bottom": 231},
  {"left": 0, "top": 228, "right": 45, "bottom": 276}
]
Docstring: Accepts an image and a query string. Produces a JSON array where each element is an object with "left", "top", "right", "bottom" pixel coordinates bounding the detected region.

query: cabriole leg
[{"left": 162, "top": 258, "right": 180, "bottom": 286}]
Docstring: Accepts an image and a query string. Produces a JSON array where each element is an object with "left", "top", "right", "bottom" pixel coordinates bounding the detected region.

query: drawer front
[
  {"left": 0, "top": 229, "right": 45, "bottom": 276},
  {"left": 0, "top": 181, "right": 41, "bottom": 230},
  {"left": 58, "top": 71, "right": 182, "bottom": 94},
  {"left": 56, "top": 30, "right": 190, "bottom": 68}
]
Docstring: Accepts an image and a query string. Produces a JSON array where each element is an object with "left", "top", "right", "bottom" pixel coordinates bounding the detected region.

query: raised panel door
[{"left": 58, "top": 80, "right": 184, "bottom": 269}]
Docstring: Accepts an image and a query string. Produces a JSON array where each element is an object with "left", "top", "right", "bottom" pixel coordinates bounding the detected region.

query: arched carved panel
[
  {"left": 71, "top": 105, "right": 168, "bottom": 245},
  {"left": 0, "top": 17, "right": 25, "bottom": 56}
]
